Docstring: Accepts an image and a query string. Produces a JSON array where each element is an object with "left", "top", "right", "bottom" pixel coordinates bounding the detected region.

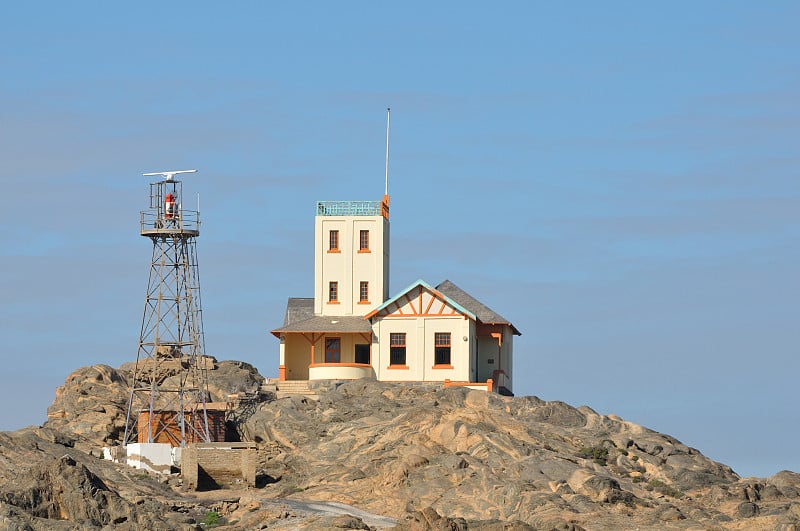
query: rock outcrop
[
  {"left": 45, "top": 359, "right": 265, "bottom": 447},
  {"left": 0, "top": 363, "right": 796, "bottom": 530},
  {"left": 241, "top": 380, "right": 799, "bottom": 530}
]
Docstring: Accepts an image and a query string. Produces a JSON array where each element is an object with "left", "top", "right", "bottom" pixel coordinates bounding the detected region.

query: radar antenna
[{"left": 143, "top": 169, "right": 198, "bottom": 181}]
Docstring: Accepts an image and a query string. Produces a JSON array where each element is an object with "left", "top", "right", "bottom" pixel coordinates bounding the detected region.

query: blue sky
[{"left": 0, "top": 2, "right": 797, "bottom": 478}]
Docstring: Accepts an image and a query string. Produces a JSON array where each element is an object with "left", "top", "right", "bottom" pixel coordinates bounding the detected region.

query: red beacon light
[{"left": 165, "top": 193, "right": 176, "bottom": 219}]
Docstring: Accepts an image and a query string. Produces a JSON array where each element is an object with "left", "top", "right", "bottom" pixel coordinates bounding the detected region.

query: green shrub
[
  {"left": 649, "top": 479, "right": 684, "bottom": 499},
  {"left": 578, "top": 446, "right": 609, "bottom": 466},
  {"left": 204, "top": 511, "right": 222, "bottom": 526}
]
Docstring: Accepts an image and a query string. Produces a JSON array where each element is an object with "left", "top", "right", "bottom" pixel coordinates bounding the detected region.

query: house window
[
  {"left": 329, "top": 230, "right": 339, "bottom": 251},
  {"left": 390, "top": 333, "right": 406, "bottom": 366},
  {"left": 359, "top": 230, "right": 369, "bottom": 251},
  {"left": 355, "top": 344, "right": 370, "bottom": 364},
  {"left": 328, "top": 281, "right": 338, "bottom": 302},
  {"left": 434, "top": 332, "right": 451, "bottom": 365},
  {"left": 359, "top": 281, "right": 369, "bottom": 302},
  {"left": 325, "top": 338, "right": 341, "bottom": 363}
]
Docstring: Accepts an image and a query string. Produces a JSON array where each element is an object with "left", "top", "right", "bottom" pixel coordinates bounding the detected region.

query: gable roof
[
  {"left": 436, "top": 279, "right": 521, "bottom": 336},
  {"left": 365, "top": 278, "right": 477, "bottom": 321},
  {"left": 271, "top": 298, "right": 371, "bottom": 337}
]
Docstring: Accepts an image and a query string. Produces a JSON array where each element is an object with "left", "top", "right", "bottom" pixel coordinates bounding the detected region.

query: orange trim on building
[
  {"left": 376, "top": 313, "right": 464, "bottom": 319},
  {"left": 278, "top": 365, "right": 286, "bottom": 381},
  {"left": 309, "top": 362, "right": 372, "bottom": 368},
  {"left": 387, "top": 365, "right": 410, "bottom": 370},
  {"left": 431, "top": 364, "right": 454, "bottom": 369},
  {"left": 381, "top": 194, "right": 390, "bottom": 219},
  {"left": 443, "top": 378, "right": 494, "bottom": 392},
  {"left": 490, "top": 332, "right": 503, "bottom": 345}
]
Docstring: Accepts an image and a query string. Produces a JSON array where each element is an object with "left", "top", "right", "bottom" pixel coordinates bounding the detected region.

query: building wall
[
  {"left": 314, "top": 214, "right": 389, "bottom": 316},
  {"left": 283, "top": 335, "right": 310, "bottom": 380},
  {"left": 137, "top": 409, "right": 226, "bottom": 446},
  {"left": 371, "top": 315, "right": 473, "bottom": 382},
  {"left": 182, "top": 443, "right": 256, "bottom": 490}
]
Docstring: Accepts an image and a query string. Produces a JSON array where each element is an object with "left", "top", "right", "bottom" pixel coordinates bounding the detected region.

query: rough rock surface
[
  {"left": 44, "top": 360, "right": 264, "bottom": 447},
  {"left": 0, "top": 364, "right": 797, "bottom": 530},
  {"left": 242, "top": 380, "right": 800, "bottom": 530}
]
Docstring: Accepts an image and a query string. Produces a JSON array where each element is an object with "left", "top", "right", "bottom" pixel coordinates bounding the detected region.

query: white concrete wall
[
  {"left": 315, "top": 214, "right": 388, "bottom": 316},
  {"left": 126, "top": 442, "right": 174, "bottom": 474}
]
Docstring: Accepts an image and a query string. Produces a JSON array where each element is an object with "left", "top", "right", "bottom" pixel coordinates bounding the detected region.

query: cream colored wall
[
  {"left": 371, "top": 316, "right": 472, "bottom": 382},
  {"left": 314, "top": 215, "right": 388, "bottom": 316},
  {"left": 312, "top": 334, "right": 370, "bottom": 364},
  {"left": 282, "top": 335, "right": 309, "bottom": 380}
]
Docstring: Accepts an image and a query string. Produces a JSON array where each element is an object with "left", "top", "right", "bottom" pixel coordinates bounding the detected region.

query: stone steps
[{"left": 262, "top": 378, "right": 319, "bottom": 400}]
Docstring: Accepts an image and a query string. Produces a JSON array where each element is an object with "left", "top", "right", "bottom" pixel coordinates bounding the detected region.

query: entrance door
[{"left": 325, "top": 338, "right": 341, "bottom": 363}]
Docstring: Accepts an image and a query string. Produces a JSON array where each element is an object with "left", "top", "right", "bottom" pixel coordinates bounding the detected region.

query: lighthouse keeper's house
[{"left": 270, "top": 195, "right": 520, "bottom": 395}]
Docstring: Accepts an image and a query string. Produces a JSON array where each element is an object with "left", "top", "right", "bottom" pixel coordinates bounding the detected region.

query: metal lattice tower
[{"left": 123, "top": 170, "right": 211, "bottom": 447}]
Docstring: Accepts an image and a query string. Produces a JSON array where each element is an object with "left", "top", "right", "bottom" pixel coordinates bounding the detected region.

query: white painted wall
[{"left": 126, "top": 442, "right": 174, "bottom": 474}]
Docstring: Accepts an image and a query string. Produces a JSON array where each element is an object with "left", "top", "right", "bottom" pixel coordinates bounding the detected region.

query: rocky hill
[{"left": 0, "top": 361, "right": 798, "bottom": 530}]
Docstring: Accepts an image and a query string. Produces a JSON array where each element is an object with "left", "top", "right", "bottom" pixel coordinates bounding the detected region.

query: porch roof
[{"left": 271, "top": 298, "right": 372, "bottom": 337}]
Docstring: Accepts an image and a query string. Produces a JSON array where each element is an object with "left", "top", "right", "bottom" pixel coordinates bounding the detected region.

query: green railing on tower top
[{"left": 316, "top": 200, "right": 382, "bottom": 217}]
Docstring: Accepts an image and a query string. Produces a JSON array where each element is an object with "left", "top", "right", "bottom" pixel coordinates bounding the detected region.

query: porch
[{"left": 274, "top": 327, "right": 375, "bottom": 381}]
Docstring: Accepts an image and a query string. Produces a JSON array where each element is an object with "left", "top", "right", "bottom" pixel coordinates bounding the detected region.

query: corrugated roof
[{"left": 436, "top": 280, "right": 521, "bottom": 336}]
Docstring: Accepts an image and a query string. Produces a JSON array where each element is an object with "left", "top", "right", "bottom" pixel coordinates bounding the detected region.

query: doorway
[{"left": 325, "top": 338, "right": 341, "bottom": 363}]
